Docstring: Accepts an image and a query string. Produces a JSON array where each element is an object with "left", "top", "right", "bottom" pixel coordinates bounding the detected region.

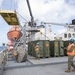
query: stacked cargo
[
  {"left": 28, "top": 40, "right": 69, "bottom": 58},
  {"left": 28, "top": 40, "right": 50, "bottom": 58},
  {"left": 50, "top": 40, "right": 69, "bottom": 57}
]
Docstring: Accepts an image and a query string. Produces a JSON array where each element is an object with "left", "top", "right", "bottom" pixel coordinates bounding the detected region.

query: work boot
[
  {"left": 72, "top": 69, "right": 75, "bottom": 72},
  {"left": 65, "top": 70, "right": 71, "bottom": 72},
  {"left": 38, "top": 58, "right": 40, "bottom": 60}
]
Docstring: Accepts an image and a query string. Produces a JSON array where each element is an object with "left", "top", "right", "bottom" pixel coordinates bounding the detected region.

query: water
[{"left": 0, "top": 46, "right": 6, "bottom": 51}]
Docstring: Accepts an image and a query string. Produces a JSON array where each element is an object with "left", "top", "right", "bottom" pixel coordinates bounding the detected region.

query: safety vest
[
  {"left": 35, "top": 45, "right": 39, "bottom": 52},
  {"left": 67, "top": 43, "right": 75, "bottom": 56},
  {"left": 13, "top": 51, "right": 18, "bottom": 56}
]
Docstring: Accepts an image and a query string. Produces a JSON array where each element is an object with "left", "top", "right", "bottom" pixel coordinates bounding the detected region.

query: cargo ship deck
[{"left": 4, "top": 56, "right": 75, "bottom": 75}]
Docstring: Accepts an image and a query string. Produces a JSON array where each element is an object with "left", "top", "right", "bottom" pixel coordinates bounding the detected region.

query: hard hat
[
  {"left": 36, "top": 42, "right": 39, "bottom": 45},
  {"left": 70, "top": 38, "right": 75, "bottom": 43}
]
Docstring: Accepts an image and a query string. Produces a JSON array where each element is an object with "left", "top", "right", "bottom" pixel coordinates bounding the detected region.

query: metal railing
[{"left": 0, "top": 48, "right": 8, "bottom": 75}]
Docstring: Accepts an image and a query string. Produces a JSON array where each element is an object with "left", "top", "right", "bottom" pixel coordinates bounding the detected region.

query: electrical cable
[{"left": 16, "top": 11, "right": 28, "bottom": 22}]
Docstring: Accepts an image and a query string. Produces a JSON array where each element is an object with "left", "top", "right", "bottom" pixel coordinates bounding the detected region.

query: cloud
[
  {"left": 0, "top": 0, "right": 75, "bottom": 44},
  {"left": 17, "top": 0, "right": 75, "bottom": 22},
  {"left": 17, "top": 0, "right": 64, "bottom": 22},
  {"left": 16, "top": 0, "right": 75, "bottom": 36},
  {"left": 65, "top": 0, "right": 75, "bottom": 5}
]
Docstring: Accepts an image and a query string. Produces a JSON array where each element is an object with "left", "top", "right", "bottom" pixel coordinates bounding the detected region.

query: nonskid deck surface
[
  {"left": 5, "top": 56, "right": 75, "bottom": 69},
  {"left": 5, "top": 60, "right": 32, "bottom": 70},
  {"left": 3, "top": 56, "right": 75, "bottom": 75},
  {"left": 27, "top": 56, "right": 75, "bottom": 65},
  {"left": 4, "top": 63, "right": 75, "bottom": 75}
]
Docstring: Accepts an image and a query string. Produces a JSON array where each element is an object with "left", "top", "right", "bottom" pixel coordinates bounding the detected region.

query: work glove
[
  {"left": 61, "top": 46, "right": 64, "bottom": 49},
  {"left": 61, "top": 46, "right": 67, "bottom": 50}
]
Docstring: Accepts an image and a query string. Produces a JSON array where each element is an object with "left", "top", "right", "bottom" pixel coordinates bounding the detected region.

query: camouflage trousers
[
  {"left": 68, "top": 55, "right": 75, "bottom": 70},
  {"left": 35, "top": 51, "right": 40, "bottom": 59}
]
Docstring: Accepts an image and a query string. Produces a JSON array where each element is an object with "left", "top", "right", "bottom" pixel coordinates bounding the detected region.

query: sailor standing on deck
[
  {"left": 34, "top": 43, "right": 40, "bottom": 60},
  {"left": 65, "top": 38, "right": 75, "bottom": 72}
]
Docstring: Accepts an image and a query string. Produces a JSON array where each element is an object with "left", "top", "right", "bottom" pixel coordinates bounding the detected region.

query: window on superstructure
[
  {"left": 60, "top": 37, "right": 62, "bottom": 40},
  {"left": 64, "top": 33, "right": 67, "bottom": 38},
  {"left": 72, "top": 33, "right": 75, "bottom": 37},
  {"left": 68, "top": 33, "right": 71, "bottom": 38},
  {"left": 74, "top": 28, "right": 75, "bottom": 32}
]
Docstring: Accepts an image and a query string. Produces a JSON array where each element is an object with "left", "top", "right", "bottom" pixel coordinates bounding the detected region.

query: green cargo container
[
  {"left": 28, "top": 40, "right": 50, "bottom": 58},
  {"left": 43, "top": 40, "right": 50, "bottom": 57},
  {"left": 28, "top": 42, "right": 30, "bottom": 55},
  {"left": 31, "top": 40, "right": 44, "bottom": 57},
  {"left": 50, "top": 41, "right": 59, "bottom": 57},
  {"left": 28, "top": 42, "right": 33, "bottom": 55},
  {"left": 32, "top": 41, "right": 36, "bottom": 57},
  {"left": 64, "top": 41, "right": 69, "bottom": 56},
  {"left": 58, "top": 41, "right": 64, "bottom": 56}
]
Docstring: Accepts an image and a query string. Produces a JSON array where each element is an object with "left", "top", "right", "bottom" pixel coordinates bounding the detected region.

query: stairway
[{"left": 8, "top": 51, "right": 14, "bottom": 61}]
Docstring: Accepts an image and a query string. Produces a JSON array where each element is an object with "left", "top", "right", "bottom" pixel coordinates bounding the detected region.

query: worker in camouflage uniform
[
  {"left": 34, "top": 43, "right": 40, "bottom": 60},
  {"left": 14, "top": 43, "right": 27, "bottom": 63}
]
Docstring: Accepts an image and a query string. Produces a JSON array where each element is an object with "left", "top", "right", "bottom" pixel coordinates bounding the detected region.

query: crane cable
[
  {"left": 10, "top": 0, "right": 16, "bottom": 11},
  {"left": 12, "top": 0, "right": 28, "bottom": 22},
  {"left": 10, "top": 0, "right": 12, "bottom": 10},
  {"left": 13, "top": 0, "right": 28, "bottom": 23},
  {"left": 14, "top": 0, "right": 16, "bottom": 11},
  {"left": 40, "top": 32, "right": 51, "bottom": 41},
  {"left": 16, "top": 11, "right": 28, "bottom": 22}
]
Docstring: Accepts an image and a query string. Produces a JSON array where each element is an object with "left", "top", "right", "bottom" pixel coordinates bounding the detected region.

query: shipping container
[
  {"left": 64, "top": 41, "right": 69, "bottom": 56},
  {"left": 50, "top": 41, "right": 59, "bottom": 57},
  {"left": 58, "top": 41, "right": 64, "bottom": 56},
  {"left": 28, "top": 42, "right": 32, "bottom": 55},
  {"left": 32, "top": 40, "right": 44, "bottom": 58},
  {"left": 28, "top": 40, "right": 50, "bottom": 58},
  {"left": 43, "top": 40, "right": 50, "bottom": 57}
]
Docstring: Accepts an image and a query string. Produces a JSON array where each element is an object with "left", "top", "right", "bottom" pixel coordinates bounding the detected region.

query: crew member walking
[
  {"left": 65, "top": 38, "right": 75, "bottom": 72},
  {"left": 35, "top": 43, "right": 40, "bottom": 59}
]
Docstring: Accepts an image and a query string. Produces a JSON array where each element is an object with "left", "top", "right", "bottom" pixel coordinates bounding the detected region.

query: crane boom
[
  {"left": 41, "top": 22, "right": 75, "bottom": 27},
  {"left": 26, "top": 0, "right": 34, "bottom": 26}
]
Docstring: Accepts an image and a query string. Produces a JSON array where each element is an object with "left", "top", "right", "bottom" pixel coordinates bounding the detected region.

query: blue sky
[{"left": 0, "top": 0, "right": 75, "bottom": 45}]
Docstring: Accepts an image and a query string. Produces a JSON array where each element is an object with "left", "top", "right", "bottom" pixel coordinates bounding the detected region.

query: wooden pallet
[{"left": 0, "top": 10, "right": 19, "bottom": 25}]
